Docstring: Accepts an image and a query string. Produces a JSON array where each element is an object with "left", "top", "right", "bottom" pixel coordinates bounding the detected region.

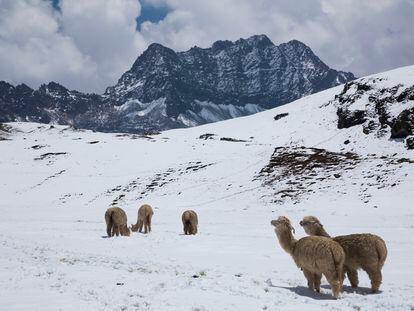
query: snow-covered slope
[{"left": 0, "top": 66, "right": 413, "bottom": 310}]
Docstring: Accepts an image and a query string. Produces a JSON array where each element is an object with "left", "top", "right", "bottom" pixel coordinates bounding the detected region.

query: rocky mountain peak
[
  {"left": 38, "top": 82, "right": 69, "bottom": 95},
  {"left": 244, "top": 34, "right": 274, "bottom": 48},
  {"left": 1, "top": 34, "right": 356, "bottom": 134}
]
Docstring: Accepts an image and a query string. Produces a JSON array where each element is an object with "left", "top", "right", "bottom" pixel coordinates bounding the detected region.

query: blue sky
[
  {"left": 50, "top": 0, "right": 169, "bottom": 30},
  {"left": 136, "top": 2, "right": 169, "bottom": 30}
]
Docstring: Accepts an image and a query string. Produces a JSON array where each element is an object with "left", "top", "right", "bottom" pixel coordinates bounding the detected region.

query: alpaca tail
[
  {"left": 331, "top": 248, "right": 345, "bottom": 284},
  {"left": 183, "top": 211, "right": 190, "bottom": 222},
  {"left": 105, "top": 210, "right": 113, "bottom": 236},
  {"left": 376, "top": 237, "right": 388, "bottom": 270}
]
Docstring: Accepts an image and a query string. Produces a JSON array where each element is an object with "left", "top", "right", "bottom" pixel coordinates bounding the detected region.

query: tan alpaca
[
  {"left": 271, "top": 216, "right": 345, "bottom": 298},
  {"left": 131, "top": 204, "right": 154, "bottom": 233},
  {"left": 105, "top": 207, "right": 130, "bottom": 237},
  {"left": 182, "top": 210, "right": 198, "bottom": 235},
  {"left": 300, "top": 216, "right": 387, "bottom": 293}
]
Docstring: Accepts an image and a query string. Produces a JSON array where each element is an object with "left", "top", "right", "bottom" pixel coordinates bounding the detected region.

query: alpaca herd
[
  {"left": 271, "top": 216, "right": 387, "bottom": 298},
  {"left": 104, "top": 204, "right": 198, "bottom": 237},
  {"left": 104, "top": 206, "right": 387, "bottom": 298}
]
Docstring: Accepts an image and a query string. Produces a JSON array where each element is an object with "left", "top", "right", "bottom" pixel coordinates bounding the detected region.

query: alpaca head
[
  {"left": 122, "top": 225, "right": 131, "bottom": 236},
  {"left": 271, "top": 216, "right": 295, "bottom": 235},
  {"left": 299, "top": 216, "right": 324, "bottom": 236},
  {"left": 131, "top": 224, "right": 138, "bottom": 232}
]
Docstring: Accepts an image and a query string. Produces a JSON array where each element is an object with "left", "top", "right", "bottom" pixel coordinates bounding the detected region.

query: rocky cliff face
[{"left": 0, "top": 35, "right": 355, "bottom": 133}]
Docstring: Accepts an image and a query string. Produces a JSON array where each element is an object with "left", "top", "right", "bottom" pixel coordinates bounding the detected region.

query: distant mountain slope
[{"left": 0, "top": 34, "right": 355, "bottom": 133}]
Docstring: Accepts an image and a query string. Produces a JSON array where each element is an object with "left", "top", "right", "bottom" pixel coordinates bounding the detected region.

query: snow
[
  {"left": 115, "top": 98, "right": 167, "bottom": 118},
  {"left": 1, "top": 65, "right": 414, "bottom": 310},
  {"left": 178, "top": 101, "right": 264, "bottom": 126}
]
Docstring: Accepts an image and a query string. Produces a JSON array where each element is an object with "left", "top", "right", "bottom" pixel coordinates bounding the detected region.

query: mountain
[
  {"left": 0, "top": 35, "right": 355, "bottom": 133},
  {"left": 0, "top": 65, "right": 413, "bottom": 309}
]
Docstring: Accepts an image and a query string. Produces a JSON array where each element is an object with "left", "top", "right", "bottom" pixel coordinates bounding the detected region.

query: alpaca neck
[
  {"left": 315, "top": 226, "right": 331, "bottom": 238},
  {"left": 276, "top": 228, "right": 297, "bottom": 255}
]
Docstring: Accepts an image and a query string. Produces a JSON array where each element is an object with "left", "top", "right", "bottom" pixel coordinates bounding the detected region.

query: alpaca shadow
[
  {"left": 321, "top": 284, "right": 381, "bottom": 295},
  {"left": 101, "top": 235, "right": 111, "bottom": 238},
  {"left": 270, "top": 285, "right": 336, "bottom": 300}
]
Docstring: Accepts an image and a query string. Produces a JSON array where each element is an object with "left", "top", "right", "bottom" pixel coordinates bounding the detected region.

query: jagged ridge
[{"left": 0, "top": 34, "right": 355, "bottom": 133}]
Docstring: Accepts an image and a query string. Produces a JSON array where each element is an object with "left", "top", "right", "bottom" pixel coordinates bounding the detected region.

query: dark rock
[
  {"left": 406, "top": 136, "right": 414, "bottom": 149},
  {"left": 356, "top": 83, "right": 371, "bottom": 92},
  {"left": 344, "top": 139, "right": 350, "bottom": 145},
  {"left": 337, "top": 108, "right": 366, "bottom": 129},
  {"left": 391, "top": 120, "right": 412, "bottom": 138},
  {"left": 220, "top": 137, "right": 247, "bottom": 142},
  {"left": 363, "top": 120, "right": 378, "bottom": 135},
  {"left": 274, "top": 113, "right": 289, "bottom": 121},
  {"left": 199, "top": 133, "right": 216, "bottom": 140},
  {"left": 34, "top": 152, "right": 67, "bottom": 160}
]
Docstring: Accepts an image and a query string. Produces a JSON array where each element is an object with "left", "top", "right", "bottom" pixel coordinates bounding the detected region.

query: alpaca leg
[
  {"left": 138, "top": 220, "right": 143, "bottom": 233},
  {"left": 303, "top": 270, "right": 315, "bottom": 291},
  {"left": 184, "top": 224, "right": 188, "bottom": 235},
  {"left": 106, "top": 224, "right": 112, "bottom": 237},
  {"left": 347, "top": 268, "right": 359, "bottom": 288},
  {"left": 148, "top": 216, "right": 152, "bottom": 232},
  {"left": 144, "top": 221, "right": 148, "bottom": 234},
  {"left": 365, "top": 267, "right": 382, "bottom": 293},
  {"left": 313, "top": 273, "right": 322, "bottom": 293}
]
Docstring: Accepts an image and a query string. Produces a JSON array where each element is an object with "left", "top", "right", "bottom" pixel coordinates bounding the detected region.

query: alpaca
[
  {"left": 271, "top": 216, "right": 345, "bottom": 298},
  {"left": 105, "top": 207, "right": 130, "bottom": 237},
  {"left": 131, "top": 204, "right": 154, "bottom": 233},
  {"left": 182, "top": 210, "right": 198, "bottom": 235},
  {"left": 300, "top": 216, "right": 388, "bottom": 293}
]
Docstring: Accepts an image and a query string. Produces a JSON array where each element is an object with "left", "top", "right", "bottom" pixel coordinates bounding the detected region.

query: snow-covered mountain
[
  {"left": 1, "top": 65, "right": 413, "bottom": 310},
  {"left": 0, "top": 35, "right": 354, "bottom": 133}
]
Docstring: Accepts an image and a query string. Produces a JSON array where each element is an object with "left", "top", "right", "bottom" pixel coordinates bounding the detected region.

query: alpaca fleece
[
  {"left": 271, "top": 216, "right": 345, "bottom": 298},
  {"left": 105, "top": 207, "right": 130, "bottom": 237},
  {"left": 182, "top": 210, "right": 198, "bottom": 235},
  {"left": 131, "top": 204, "right": 154, "bottom": 234},
  {"left": 300, "top": 216, "right": 387, "bottom": 293}
]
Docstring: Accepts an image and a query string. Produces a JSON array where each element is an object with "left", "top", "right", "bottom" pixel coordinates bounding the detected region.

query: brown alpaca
[
  {"left": 131, "top": 204, "right": 154, "bottom": 233},
  {"left": 300, "top": 216, "right": 388, "bottom": 293},
  {"left": 105, "top": 207, "right": 130, "bottom": 237},
  {"left": 182, "top": 210, "right": 198, "bottom": 235},
  {"left": 271, "top": 216, "right": 345, "bottom": 298}
]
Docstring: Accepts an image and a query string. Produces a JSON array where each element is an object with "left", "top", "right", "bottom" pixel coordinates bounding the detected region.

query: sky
[{"left": 0, "top": 0, "right": 413, "bottom": 94}]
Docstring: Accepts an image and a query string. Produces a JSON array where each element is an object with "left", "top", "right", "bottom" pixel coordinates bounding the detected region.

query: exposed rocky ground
[{"left": 334, "top": 78, "right": 414, "bottom": 149}]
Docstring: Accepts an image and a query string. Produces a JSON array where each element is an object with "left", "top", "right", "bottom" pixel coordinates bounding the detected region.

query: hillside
[{"left": 0, "top": 65, "right": 413, "bottom": 310}]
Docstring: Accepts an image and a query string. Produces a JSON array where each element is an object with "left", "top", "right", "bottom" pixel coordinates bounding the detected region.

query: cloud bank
[{"left": 0, "top": 0, "right": 413, "bottom": 93}]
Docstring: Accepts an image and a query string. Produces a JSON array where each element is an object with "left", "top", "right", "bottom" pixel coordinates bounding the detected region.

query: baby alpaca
[
  {"left": 131, "top": 204, "right": 154, "bottom": 233},
  {"left": 271, "top": 216, "right": 345, "bottom": 298},
  {"left": 300, "top": 216, "right": 388, "bottom": 293},
  {"left": 105, "top": 207, "right": 130, "bottom": 237},
  {"left": 182, "top": 210, "right": 198, "bottom": 235}
]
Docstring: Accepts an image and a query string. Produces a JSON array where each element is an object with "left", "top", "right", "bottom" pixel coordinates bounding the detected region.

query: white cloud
[
  {"left": 0, "top": 0, "right": 147, "bottom": 93},
  {"left": 0, "top": 0, "right": 97, "bottom": 91},
  {"left": 139, "top": 0, "right": 414, "bottom": 77},
  {"left": 0, "top": 0, "right": 413, "bottom": 92}
]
